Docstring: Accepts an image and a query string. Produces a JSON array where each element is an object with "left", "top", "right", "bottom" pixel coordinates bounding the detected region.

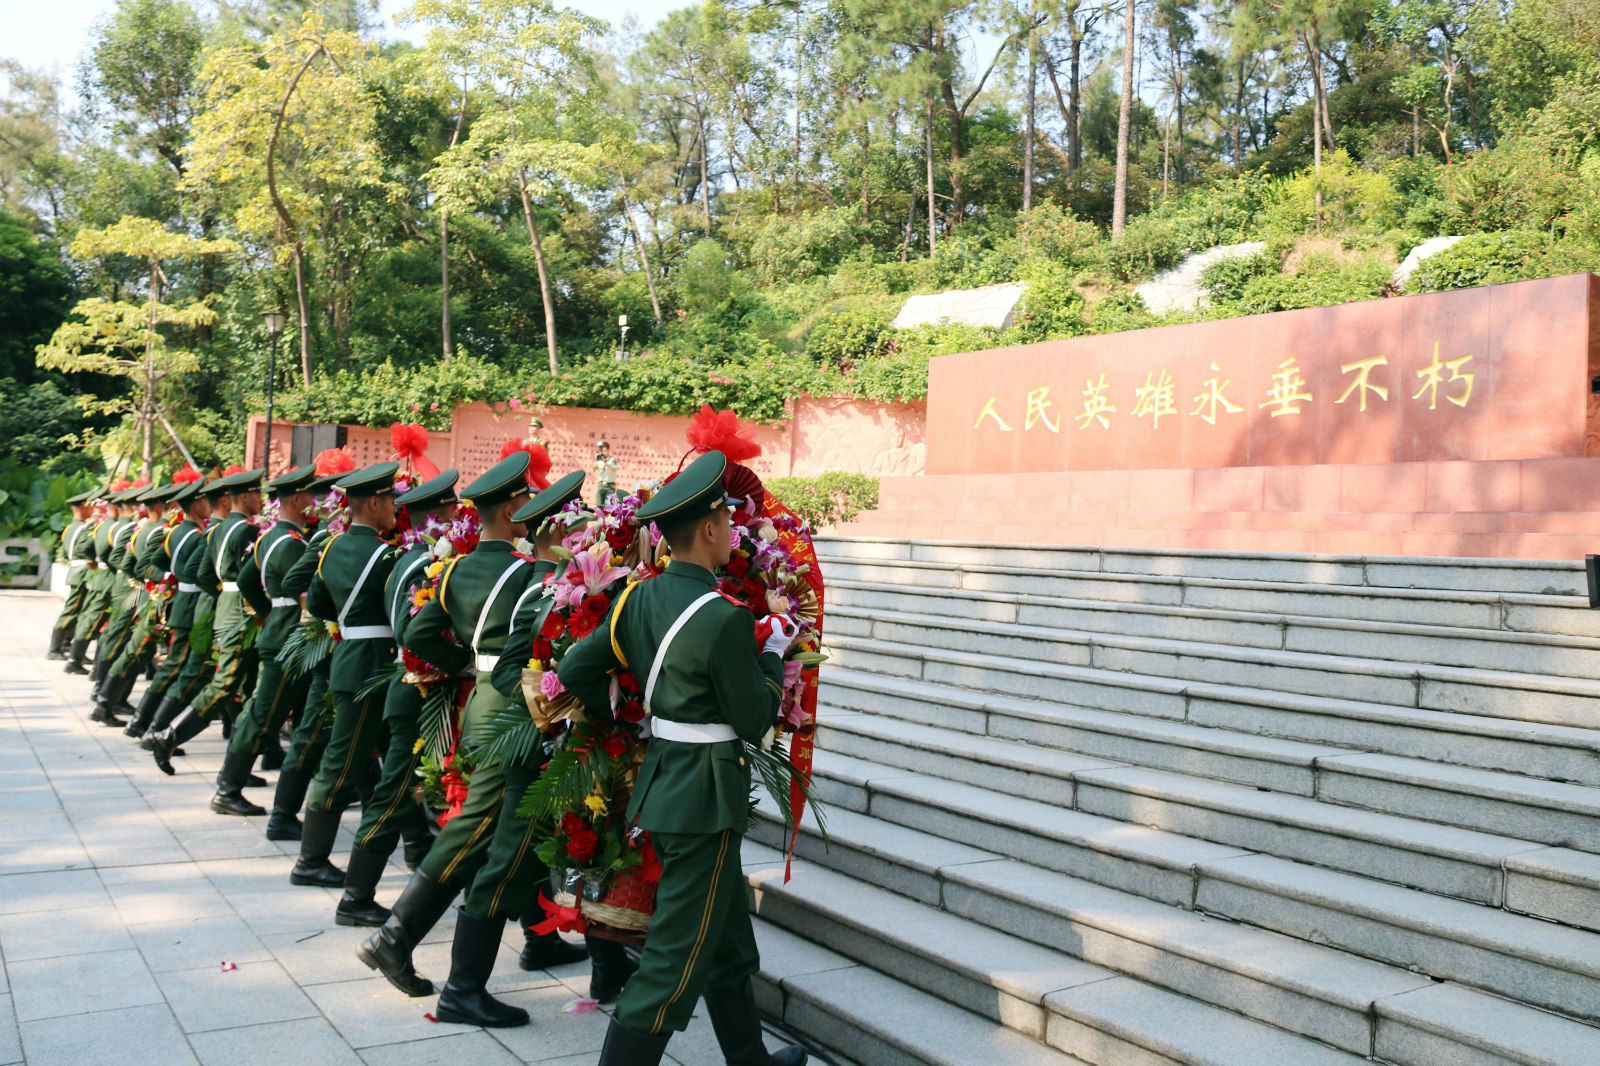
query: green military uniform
[
  {"left": 150, "top": 478, "right": 240, "bottom": 738},
  {"left": 148, "top": 470, "right": 267, "bottom": 775},
  {"left": 595, "top": 447, "right": 619, "bottom": 508},
  {"left": 218, "top": 464, "right": 319, "bottom": 818},
  {"left": 48, "top": 490, "right": 99, "bottom": 659},
  {"left": 291, "top": 462, "right": 404, "bottom": 889},
  {"left": 132, "top": 480, "right": 212, "bottom": 732},
  {"left": 115, "top": 491, "right": 190, "bottom": 736},
  {"left": 74, "top": 501, "right": 123, "bottom": 648},
  {"left": 96, "top": 485, "right": 178, "bottom": 725},
  {"left": 263, "top": 501, "right": 343, "bottom": 842},
  {"left": 356, "top": 454, "right": 586, "bottom": 1016},
  {"left": 336, "top": 469, "right": 462, "bottom": 927},
  {"left": 61, "top": 496, "right": 106, "bottom": 673},
  {"left": 89, "top": 489, "right": 156, "bottom": 723},
  {"left": 560, "top": 450, "right": 805, "bottom": 1066}
]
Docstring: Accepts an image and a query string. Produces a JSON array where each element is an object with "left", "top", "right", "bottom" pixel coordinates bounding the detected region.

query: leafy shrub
[
  {"left": 0, "top": 467, "right": 89, "bottom": 582},
  {"left": 740, "top": 205, "right": 872, "bottom": 285},
  {"left": 1263, "top": 151, "right": 1399, "bottom": 237},
  {"left": 1088, "top": 216, "right": 1185, "bottom": 283},
  {"left": 1015, "top": 203, "right": 1101, "bottom": 266},
  {"left": 1199, "top": 251, "right": 1282, "bottom": 303},
  {"left": 1088, "top": 288, "right": 1155, "bottom": 333},
  {"left": 1220, "top": 251, "right": 1391, "bottom": 313},
  {"left": 1403, "top": 230, "right": 1553, "bottom": 292},
  {"left": 805, "top": 308, "right": 895, "bottom": 366},
  {"left": 765, "top": 472, "right": 880, "bottom": 528},
  {"left": 1007, "top": 267, "right": 1089, "bottom": 342},
  {"left": 1152, "top": 168, "right": 1285, "bottom": 249}
]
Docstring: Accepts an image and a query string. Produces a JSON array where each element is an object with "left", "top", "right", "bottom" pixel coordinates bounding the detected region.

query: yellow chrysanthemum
[
  {"left": 426, "top": 560, "right": 445, "bottom": 579},
  {"left": 584, "top": 793, "right": 608, "bottom": 816},
  {"left": 412, "top": 587, "right": 434, "bottom": 608},
  {"left": 326, "top": 621, "right": 340, "bottom": 637},
  {"left": 412, "top": 737, "right": 425, "bottom": 754}
]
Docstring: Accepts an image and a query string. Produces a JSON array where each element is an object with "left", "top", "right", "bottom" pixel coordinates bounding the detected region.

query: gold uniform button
[{"left": 738, "top": 757, "right": 746, "bottom": 766}]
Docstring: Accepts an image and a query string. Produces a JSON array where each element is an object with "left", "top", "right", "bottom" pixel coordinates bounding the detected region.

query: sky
[{"left": 0, "top": 0, "right": 688, "bottom": 85}]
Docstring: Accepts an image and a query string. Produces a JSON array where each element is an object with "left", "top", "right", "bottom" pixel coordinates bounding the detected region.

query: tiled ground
[{"left": 0, "top": 591, "right": 738, "bottom": 1066}]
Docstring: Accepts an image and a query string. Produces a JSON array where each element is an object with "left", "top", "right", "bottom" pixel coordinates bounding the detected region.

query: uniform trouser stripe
[
  {"left": 439, "top": 788, "right": 503, "bottom": 883},
  {"left": 652, "top": 829, "right": 731, "bottom": 1034},
  {"left": 240, "top": 672, "right": 290, "bottom": 759}
]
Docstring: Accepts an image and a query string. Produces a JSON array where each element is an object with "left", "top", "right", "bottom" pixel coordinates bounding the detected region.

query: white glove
[{"left": 762, "top": 614, "right": 800, "bottom": 657}]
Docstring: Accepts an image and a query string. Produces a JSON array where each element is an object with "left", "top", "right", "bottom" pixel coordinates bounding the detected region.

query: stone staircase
[{"left": 742, "top": 537, "right": 1600, "bottom": 1066}]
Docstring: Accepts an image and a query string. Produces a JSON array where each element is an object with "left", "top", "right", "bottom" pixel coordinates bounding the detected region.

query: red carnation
[
  {"left": 566, "top": 828, "right": 599, "bottom": 863},
  {"left": 601, "top": 734, "right": 627, "bottom": 758},
  {"left": 540, "top": 613, "right": 565, "bottom": 639},
  {"left": 582, "top": 594, "right": 609, "bottom": 617},
  {"left": 617, "top": 699, "right": 645, "bottom": 723}
]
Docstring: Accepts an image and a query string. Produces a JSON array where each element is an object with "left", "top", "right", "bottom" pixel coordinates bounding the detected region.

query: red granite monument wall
[{"left": 247, "top": 396, "right": 925, "bottom": 489}]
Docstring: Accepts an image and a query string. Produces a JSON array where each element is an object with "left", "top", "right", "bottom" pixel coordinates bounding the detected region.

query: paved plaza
[{"left": 0, "top": 591, "right": 738, "bottom": 1066}]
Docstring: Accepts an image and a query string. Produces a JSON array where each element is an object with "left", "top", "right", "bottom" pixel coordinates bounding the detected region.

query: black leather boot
[
  {"left": 211, "top": 750, "right": 267, "bottom": 816},
  {"left": 355, "top": 870, "right": 458, "bottom": 997},
  {"left": 151, "top": 706, "right": 208, "bottom": 775},
  {"left": 47, "top": 626, "right": 69, "bottom": 660},
  {"left": 335, "top": 846, "right": 393, "bottom": 927},
  {"left": 517, "top": 904, "right": 589, "bottom": 971},
  {"left": 64, "top": 638, "right": 90, "bottom": 674},
  {"left": 289, "top": 807, "right": 345, "bottom": 887},
  {"left": 435, "top": 911, "right": 527, "bottom": 1027},
  {"left": 94, "top": 671, "right": 136, "bottom": 728},
  {"left": 597, "top": 1017, "right": 670, "bottom": 1066},
  {"left": 401, "top": 803, "right": 435, "bottom": 871},
  {"left": 140, "top": 697, "right": 184, "bottom": 748},
  {"left": 124, "top": 685, "right": 163, "bottom": 738},
  {"left": 704, "top": 980, "right": 806, "bottom": 1066},
  {"left": 266, "top": 768, "right": 309, "bottom": 841},
  {"left": 586, "top": 935, "right": 638, "bottom": 1003},
  {"left": 260, "top": 743, "right": 285, "bottom": 772}
]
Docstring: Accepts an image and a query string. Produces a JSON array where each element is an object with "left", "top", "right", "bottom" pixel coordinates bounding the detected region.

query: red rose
[
  {"left": 725, "top": 554, "right": 750, "bottom": 579},
  {"left": 559, "top": 811, "right": 584, "bottom": 836},
  {"left": 617, "top": 699, "right": 644, "bottom": 723},
  {"left": 531, "top": 637, "right": 553, "bottom": 662},
  {"left": 566, "top": 828, "right": 599, "bottom": 862},
  {"left": 606, "top": 527, "right": 632, "bottom": 551},
  {"left": 617, "top": 671, "right": 641, "bottom": 694},
  {"left": 601, "top": 734, "right": 627, "bottom": 758},
  {"left": 540, "top": 613, "right": 565, "bottom": 639},
  {"left": 582, "top": 594, "right": 609, "bottom": 617}
]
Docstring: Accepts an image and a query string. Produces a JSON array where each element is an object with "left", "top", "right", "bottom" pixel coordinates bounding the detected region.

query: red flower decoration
[
  {"left": 531, "top": 636, "right": 553, "bottom": 662},
  {"left": 315, "top": 448, "right": 356, "bottom": 477},
  {"left": 540, "top": 613, "right": 565, "bottom": 639},
  {"left": 390, "top": 423, "right": 441, "bottom": 480},
  {"left": 566, "top": 828, "right": 599, "bottom": 862},
  {"left": 499, "top": 439, "right": 552, "bottom": 491},
  {"left": 601, "top": 734, "right": 627, "bottom": 758},
  {"left": 617, "top": 699, "right": 645, "bottom": 723},
  {"left": 686, "top": 405, "right": 762, "bottom": 463},
  {"left": 173, "top": 465, "right": 202, "bottom": 485},
  {"left": 559, "top": 811, "right": 584, "bottom": 836},
  {"left": 582, "top": 594, "right": 609, "bottom": 617},
  {"left": 725, "top": 554, "right": 750, "bottom": 579}
]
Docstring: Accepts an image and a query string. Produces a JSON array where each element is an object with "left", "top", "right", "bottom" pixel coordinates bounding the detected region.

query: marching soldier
[
  {"left": 62, "top": 489, "right": 108, "bottom": 674},
  {"left": 290, "top": 462, "right": 404, "bottom": 888},
  {"left": 356, "top": 452, "right": 586, "bottom": 1018},
  {"left": 333, "top": 469, "right": 461, "bottom": 927},
  {"left": 213, "top": 464, "right": 319, "bottom": 816},
  {"left": 48, "top": 489, "right": 99, "bottom": 661},
  {"left": 89, "top": 486, "right": 158, "bottom": 726},
  {"left": 146, "top": 468, "right": 266, "bottom": 775},
  {"left": 106, "top": 485, "right": 187, "bottom": 734},
  {"left": 72, "top": 489, "right": 131, "bottom": 675},
  {"left": 261, "top": 470, "right": 347, "bottom": 841},
  {"left": 125, "top": 479, "right": 212, "bottom": 738},
  {"left": 491, "top": 470, "right": 638, "bottom": 1004},
  {"left": 559, "top": 450, "right": 806, "bottom": 1066}
]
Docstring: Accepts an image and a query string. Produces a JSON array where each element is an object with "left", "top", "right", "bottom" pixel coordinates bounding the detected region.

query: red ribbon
[{"left": 530, "top": 891, "right": 588, "bottom": 935}]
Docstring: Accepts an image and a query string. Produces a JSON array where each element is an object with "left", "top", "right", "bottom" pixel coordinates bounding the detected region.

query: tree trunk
[
  {"left": 1161, "top": 107, "right": 1171, "bottom": 198},
  {"left": 1112, "top": 0, "right": 1135, "bottom": 238},
  {"left": 620, "top": 190, "right": 663, "bottom": 325},
  {"left": 1023, "top": 12, "right": 1036, "bottom": 214},
  {"left": 440, "top": 207, "right": 453, "bottom": 361},
  {"left": 694, "top": 100, "right": 712, "bottom": 236},
  {"left": 1233, "top": 57, "right": 1245, "bottom": 169},
  {"left": 925, "top": 97, "right": 936, "bottom": 252},
  {"left": 902, "top": 189, "right": 916, "bottom": 262},
  {"left": 940, "top": 75, "right": 964, "bottom": 222},
  {"left": 517, "top": 174, "right": 560, "bottom": 375},
  {"left": 292, "top": 246, "right": 312, "bottom": 385},
  {"left": 1300, "top": 30, "right": 1324, "bottom": 231}
]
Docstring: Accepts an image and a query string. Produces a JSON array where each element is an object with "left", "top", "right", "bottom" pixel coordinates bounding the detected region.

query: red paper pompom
[
  {"left": 172, "top": 465, "right": 202, "bottom": 485},
  {"left": 686, "top": 405, "right": 762, "bottom": 463},
  {"left": 499, "top": 439, "right": 552, "bottom": 491},
  {"left": 391, "top": 423, "right": 440, "bottom": 480},
  {"left": 223, "top": 464, "right": 247, "bottom": 477},
  {"left": 112, "top": 477, "right": 130, "bottom": 491},
  {"left": 315, "top": 448, "right": 356, "bottom": 477},
  {"left": 129, "top": 476, "right": 151, "bottom": 490}
]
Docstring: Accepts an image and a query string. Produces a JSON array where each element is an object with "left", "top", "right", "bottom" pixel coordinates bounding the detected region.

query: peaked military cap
[
  {"left": 111, "top": 487, "right": 142, "bottom": 503},
  {"left": 172, "top": 479, "right": 207, "bottom": 505},
  {"left": 267, "top": 464, "right": 319, "bottom": 495},
  {"left": 229, "top": 467, "right": 266, "bottom": 493},
  {"left": 636, "top": 450, "right": 729, "bottom": 530},
  {"left": 66, "top": 489, "right": 98, "bottom": 505},
  {"left": 139, "top": 483, "right": 175, "bottom": 503},
  {"left": 397, "top": 468, "right": 460, "bottom": 512},
  {"left": 462, "top": 453, "right": 531, "bottom": 510},
  {"left": 335, "top": 461, "right": 399, "bottom": 498},
  {"left": 512, "top": 470, "right": 585, "bottom": 530},
  {"left": 201, "top": 474, "right": 234, "bottom": 500},
  {"left": 309, "top": 472, "right": 344, "bottom": 494}
]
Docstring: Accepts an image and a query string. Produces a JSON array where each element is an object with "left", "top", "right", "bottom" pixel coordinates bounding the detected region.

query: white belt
[
  {"left": 177, "top": 581, "right": 201, "bottom": 593},
  {"left": 341, "top": 624, "right": 393, "bottom": 641},
  {"left": 650, "top": 719, "right": 737, "bottom": 744},
  {"left": 270, "top": 597, "right": 297, "bottom": 608},
  {"left": 68, "top": 559, "right": 90, "bottom": 569},
  {"left": 221, "top": 581, "right": 240, "bottom": 593},
  {"left": 475, "top": 654, "right": 499, "bottom": 673}
]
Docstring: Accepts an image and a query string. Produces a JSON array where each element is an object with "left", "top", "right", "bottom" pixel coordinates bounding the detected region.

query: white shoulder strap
[
  {"left": 472, "top": 558, "right": 528, "bottom": 655},
  {"left": 170, "top": 526, "right": 200, "bottom": 571},
  {"left": 259, "top": 530, "right": 298, "bottom": 594},
  {"left": 645, "top": 591, "right": 722, "bottom": 715},
  {"left": 338, "top": 542, "right": 391, "bottom": 628},
  {"left": 215, "top": 519, "right": 247, "bottom": 576}
]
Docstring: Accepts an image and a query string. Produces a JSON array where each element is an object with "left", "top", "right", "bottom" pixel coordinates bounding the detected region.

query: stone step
[
  {"left": 824, "top": 642, "right": 1600, "bottom": 783},
  {"left": 830, "top": 599, "right": 1600, "bottom": 714},
  {"left": 819, "top": 667, "right": 1600, "bottom": 853},
  {"left": 753, "top": 803, "right": 1430, "bottom": 1056},
  {"left": 743, "top": 844, "right": 1369, "bottom": 1066},
  {"left": 755, "top": 802, "right": 1600, "bottom": 1045},
  {"left": 814, "top": 536, "right": 1586, "bottom": 596},
  {"left": 806, "top": 724, "right": 1547, "bottom": 910}
]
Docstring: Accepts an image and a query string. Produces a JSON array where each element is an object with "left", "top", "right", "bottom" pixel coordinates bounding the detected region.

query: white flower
[
  {"left": 432, "top": 539, "right": 454, "bottom": 560},
  {"left": 514, "top": 537, "right": 533, "bottom": 554},
  {"left": 756, "top": 523, "right": 779, "bottom": 543}
]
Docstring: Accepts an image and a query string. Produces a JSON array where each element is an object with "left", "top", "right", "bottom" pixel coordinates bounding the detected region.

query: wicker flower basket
[{"left": 555, "top": 866, "right": 656, "bottom": 936}]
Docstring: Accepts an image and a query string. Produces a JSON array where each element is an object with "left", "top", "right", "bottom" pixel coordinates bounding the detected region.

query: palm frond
[
  {"left": 415, "top": 683, "right": 456, "bottom": 763},
  {"left": 357, "top": 662, "right": 404, "bottom": 704},
  {"left": 469, "top": 700, "right": 550, "bottom": 770},
  {"left": 747, "top": 737, "right": 828, "bottom": 844},
  {"left": 278, "top": 617, "right": 334, "bottom": 680},
  {"left": 515, "top": 722, "right": 614, "bottom": 822}
]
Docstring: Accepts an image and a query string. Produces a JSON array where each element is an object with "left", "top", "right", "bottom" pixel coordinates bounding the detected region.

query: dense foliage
[{"left": 2, "top": 0, "right": 1599, "bottom": 476}]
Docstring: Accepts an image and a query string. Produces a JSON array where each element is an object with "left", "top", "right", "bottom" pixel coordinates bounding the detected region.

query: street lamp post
[
  {"left": 261, "top": 309, "right": 287, "bottom": 478},
  {"left": 617, "top": 314, "right": 630, "bottom": 362}
]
